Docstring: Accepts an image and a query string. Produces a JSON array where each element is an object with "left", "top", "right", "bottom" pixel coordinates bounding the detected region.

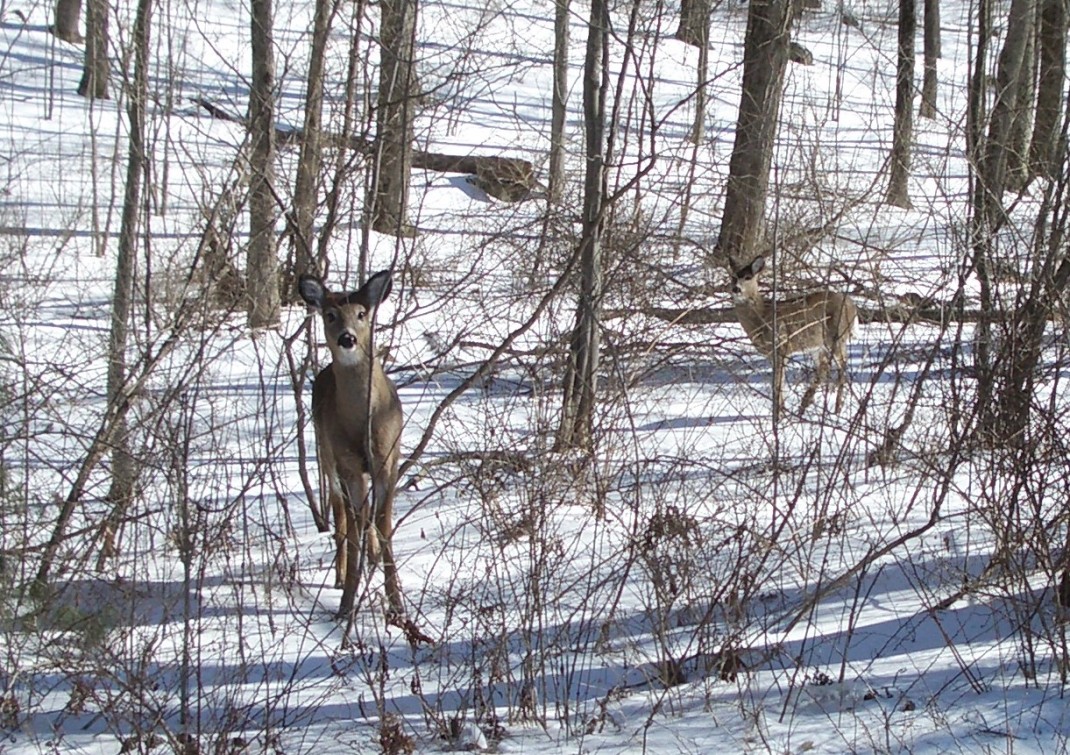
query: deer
[
  {"left": 298, "top": 270, "right": 404, "bottom": 619},
  {"left": 730, "top": 256, "right": 857, "bottom": 417}
]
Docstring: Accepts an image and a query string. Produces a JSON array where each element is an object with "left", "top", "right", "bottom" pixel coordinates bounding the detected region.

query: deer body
[
  {"left": 731, "top": 256, "right": 856, "bottom": 416},
  {"left": 299, "top": 271, "right": 403, "bottom": 618}
]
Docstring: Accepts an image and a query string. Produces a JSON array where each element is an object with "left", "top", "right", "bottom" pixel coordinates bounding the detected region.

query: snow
[{"left": 0, "top": 0, "right": 1068, "bottom": 751}]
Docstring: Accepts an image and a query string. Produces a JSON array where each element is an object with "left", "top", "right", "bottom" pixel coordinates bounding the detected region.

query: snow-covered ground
[{"left": 0, "top": 0, "right": 1068, "bottom": 751}]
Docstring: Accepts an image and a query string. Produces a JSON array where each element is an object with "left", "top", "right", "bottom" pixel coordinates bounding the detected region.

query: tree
[
  {"left": 371, "top": 0, "right": 419, "bottom": 235},
  {"left": 290, "top": 0, "right": 340, "bottom": 280},
  {"left": 713, "top": 0, "right": 796, "bottom": 271},
  {"left": 557, "top": 0, "right": 608, "bottom": 451},
  {"left": 52, "top": 0, "right": 83, "bottom": 43},
  {"left": 77, "top": 0, "right": 109, "bottom": 99},
  {"left": 247, "top": 0, "right": 281, "bottom": 328},
  {"left": 1030, "top": 0, "right": 1066, "bottom": 177},
  {"left": 676, "top": 0, "right": 711, "bottom": 143},
  {"left": 919, "top": 0, "right": 939, "bottom": 118},
  {"left": 885, "top": 0, "right": 915, "bottom": 208},
  {"left": 548, "top": 0, "right": 570, "bottom": 203}
]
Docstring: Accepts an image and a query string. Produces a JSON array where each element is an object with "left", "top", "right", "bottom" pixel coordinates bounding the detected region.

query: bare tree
[
  {"left": 885, "top": 0, "right": 915, "bottom": 207},
  {"left": 919, "top": 0, "right": 940, "bottom": 118},
  {"left": 248, "top": 0, "right": 281, "bottom": 328},
  {"left": 548, "top": 0, "right": 570, "bottom": 203},
  {"left": 1030, "top": 0, "right": 1066, "bottom": 177},
  {"left": 557, "top": 0, "right": 608, "bottom": 451},
  {"left": 371, "top": 0, "right": 419, "bottom": 235},
  {"left": 713, "top": 0, "right": 796, "bottom": 271},
  {"left": 290, "top": 0, "right": 340, "bottom": 279},
  {"left": 77, "top": 0, "right": 109, "bottom": 99}
]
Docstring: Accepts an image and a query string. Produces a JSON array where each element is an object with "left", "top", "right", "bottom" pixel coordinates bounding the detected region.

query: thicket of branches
[{"left": 0, "top": 0, "right": 1067, "bottom": 749}]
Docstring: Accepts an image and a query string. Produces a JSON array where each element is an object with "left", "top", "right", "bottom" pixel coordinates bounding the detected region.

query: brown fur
[{"left": 731, "top": 256, "right": 857, "bottom": 416}]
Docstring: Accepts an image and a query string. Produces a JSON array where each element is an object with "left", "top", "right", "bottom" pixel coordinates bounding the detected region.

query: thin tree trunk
[
  {"left": 95, "top": 0, "right": 153, "bottom": 566},
  {"left": 77, "top": 0, "right": 108, "bottom": 99},
  {"left": 371, "top": 0, "right": 419, "bottom": 235},
  {"left": 886, "top": 0, "right": 915, "bottom": 208},
  {"left": 247, "top": 0, "right": 281, "bottom": 328},
  {"left": 557, "top": 0, "right": 608, "bottom": 451},
  {"left": 920, "top": 0, "right": 939, "bottom": 118},
  {"left": 291, "top": 0, "right": 338, "bottom": 279},
  {"left": 713, "top": 0, "right": 796, "bottom": 272},
  {"left": 548, "top": 0, "right": 570, "bottom": 204}
]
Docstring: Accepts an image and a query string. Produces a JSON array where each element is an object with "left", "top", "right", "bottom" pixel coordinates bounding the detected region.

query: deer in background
[
  {"left": 299, "top": 270, "right": 404, "bottom": 618},
  {"left": 731, "top": 256, "right": 857, "bottom": 418}
]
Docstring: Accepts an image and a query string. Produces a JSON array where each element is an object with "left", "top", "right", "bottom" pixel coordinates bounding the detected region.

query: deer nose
[{"left": 337, "top": 332, "right": 357, "bottom": 349}]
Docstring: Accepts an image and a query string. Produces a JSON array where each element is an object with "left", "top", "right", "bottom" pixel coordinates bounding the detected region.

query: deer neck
[
  {"left": 330, "top": 358, "right": 386, "bottom": 424},
  {"left": 733, "top": 295, "right": 777, "bottom": 355}
]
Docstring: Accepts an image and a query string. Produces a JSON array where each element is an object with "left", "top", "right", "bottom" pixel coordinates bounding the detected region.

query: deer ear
[
  {"left": 357, "top": 270, "right": 393, "bottom": 309},
  {"left": 298, "top": 276, "right": 328, "bottom": 309},
  {"left": 750, "top": 256, "right": 766, "bottom": 275}
]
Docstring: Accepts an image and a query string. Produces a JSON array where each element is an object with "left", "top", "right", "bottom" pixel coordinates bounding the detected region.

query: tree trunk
[
  {"left": 1005, "top": 22, "right": 1036, "bottom": 191},
  {"left": 557, "top": 0, "right": 608, "bottom": 452},
  {"left": 52, "top": 0, "right": 83, "bottom": 43},
  {"left": 713, "top": 0, "right": 796, "bottom": 273},
  {"left": 919, "top": 0, "right": 939, "bottom": 118},
  {"left": 291, "top": 0, "right": 338, "bottom": 280},
  {"left": 1030, "top": 0, "right": 1066, "bottom": 177},
  {"left": 885, "top": 0, "right": 915, "bottom": 208},
  {"left": 247, "top": 0, "right": 281, "bottom": 328},
  {"left": 98, "top": 0, "right": 153, "bottom": 565},
  {"left": 548, "top": 0, "right": 570, "bottom": 204},
  {"left": 676, "top": 0, "right": 712, "bottom": 47},
  {"left": 371, "top": 0, "right": 419, "bottom": 235},
  {"left": 77, "top": 0, "right": 109, "bottom": 99}
]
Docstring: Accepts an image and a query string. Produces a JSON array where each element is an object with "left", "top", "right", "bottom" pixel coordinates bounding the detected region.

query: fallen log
[{"left": 193, "top": 96, "right": 539, "bottom": 202}]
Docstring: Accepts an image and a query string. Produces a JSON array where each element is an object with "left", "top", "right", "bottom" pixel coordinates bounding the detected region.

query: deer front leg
[
  {"left": 373, "top": 477, "right": 404, "bottom": 617},
  {"left": 772, "top": 355, "right": 786, "bottom": 421},
  {"left": 337, "top": 476, "right": 369, "bottom": 618}
]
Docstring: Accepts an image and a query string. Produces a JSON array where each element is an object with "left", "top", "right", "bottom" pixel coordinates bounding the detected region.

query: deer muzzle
[{"left": 337, "top": 332, "right": 357, "bottom": 350}]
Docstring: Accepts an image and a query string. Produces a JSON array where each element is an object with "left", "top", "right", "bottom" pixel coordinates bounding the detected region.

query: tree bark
[
  {"left": 1030, "top": 0, "right": 1066, "bottom": 177},
  {"left": 676, "top": 0, "right": 712, "bottom": 47},
  {"left": 548, "top": 0, "right": 570, "bottom": 204},
  {"left": 371, "top": 0, "right": 419, "bottom": 235},
  {"left": 247, "top": 0, "right": 281, "bottom": 328},
  {"left": 52, "top": 0, "right": 83, "bottom": 43},
  {"left": 99, "top": 0, "right": 153, "bottom": 564},
  {"left": 557, "top": 0, "right": 608, "bottom": 451},
  {"left": 919, "top": 0, "right": 940, "bottom": 118},
  {"left": 77, "top": 0, "right": 109, "bottom": 99},
  {"left": 290, "top": 0, "right": 339, "bottom": 279},
  {"left": 885, "top": 0, "right": 915, "bottom": 208},
  {"left": 713, "top": 0, "right": 796, "bottom": 273}
]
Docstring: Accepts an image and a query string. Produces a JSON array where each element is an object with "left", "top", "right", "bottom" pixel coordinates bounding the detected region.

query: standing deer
[
  {"left": 299, "top": 270, "right": 404, "bottom": 618},
  {"left": 731, "top": 256, "right": 857, "bottom": 416}
]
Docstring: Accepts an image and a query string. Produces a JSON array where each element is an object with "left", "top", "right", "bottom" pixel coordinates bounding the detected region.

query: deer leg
[
  {"left": 338, "top": 477, "right": 369, "bottom": 618},
  {"left": 374, "top": 477, "right": 404, "bottom": 617},
  {"left": 329, "top": 485, "right": 347, "bottom": 589},
  {"left": 834, "top": 344, "right": 848, "bottom": 413},
  {"left": 801, "top": 352, "right": 829, "bottom": 412},
  {"left": 772, "top": 355, "right": 785, "bottom": 420}
]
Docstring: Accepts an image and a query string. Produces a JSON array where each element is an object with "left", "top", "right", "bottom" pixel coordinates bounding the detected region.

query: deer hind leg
[
  {"left": 833, "top": 342, "right": 848, "bottom": 413},
  {"left": 800, "top": 351, "right": 830, "bottom": 412}
]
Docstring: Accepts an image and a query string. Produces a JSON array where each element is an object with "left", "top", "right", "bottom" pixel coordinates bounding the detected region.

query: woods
[{"left": 10, "top": 0, "right": 1070, "bottom": 749}]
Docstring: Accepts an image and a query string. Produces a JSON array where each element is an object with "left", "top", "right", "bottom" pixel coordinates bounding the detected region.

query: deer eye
[
  {"left": 356, "top": 310, "right": 366, "bottom": 321},
  {"left": 325, "top": 310, "right": 338, "bottom": 324}
]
